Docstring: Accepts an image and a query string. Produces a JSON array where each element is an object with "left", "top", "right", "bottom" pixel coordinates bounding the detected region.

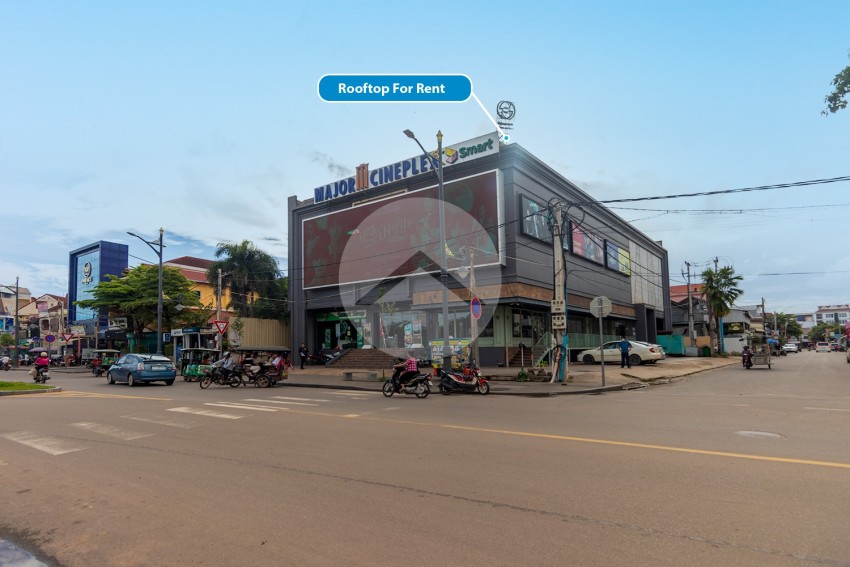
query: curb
[{"left": 0, "top": 387, "right": 63, "bottom": 396}]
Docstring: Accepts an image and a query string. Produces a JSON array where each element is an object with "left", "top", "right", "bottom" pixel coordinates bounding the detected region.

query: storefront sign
[{"left": 313, "top": 132, "right": 499, "bottom": 204}]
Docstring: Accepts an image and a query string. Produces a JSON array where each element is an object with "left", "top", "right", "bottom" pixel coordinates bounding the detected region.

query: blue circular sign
[
  {"left": 44, "top": 334, "right": 56, "bottom": 343},
  {"left": 470, "top": 296, "right": 482, "bottom": 320}
]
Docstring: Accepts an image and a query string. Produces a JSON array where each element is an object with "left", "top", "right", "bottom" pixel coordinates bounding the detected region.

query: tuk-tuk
[
  {"left": 231, "top": 346, "right": 291, "bottom": 387},
  {"left": 180, "top": 348, "right": 220, "bottom": 382},
  {"left": 90, "top": 349, "right": 122, "bottom": 376}
]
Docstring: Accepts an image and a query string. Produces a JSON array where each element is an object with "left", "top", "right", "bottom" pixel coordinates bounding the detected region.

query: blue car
[{"left": 107, "top": 354, "right": 176, "bottom": 386}]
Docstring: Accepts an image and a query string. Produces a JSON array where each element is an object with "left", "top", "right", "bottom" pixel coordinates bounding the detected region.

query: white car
[
  {"left": 578, "top": 340, "right": 665, "bottom": 366},
  {"left": 781, "top": 343, "right": 798, "bottom": 353}
]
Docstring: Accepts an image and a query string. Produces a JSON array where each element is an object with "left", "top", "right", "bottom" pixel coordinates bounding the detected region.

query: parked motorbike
[
  {"left": 33, "top": 366, "right": 51, "bottom": 384},
  {"left": 438, "top": 362, "right": 490, "bottom": 395},
  {"left": 382, "top": 365, "right": 431, "bottom": 398},
  {"left": 742, "top": 349, "right": 753, "bottom": 369},
  {"left": 200, "top": 367, "right": 243, "bottom": 389}
]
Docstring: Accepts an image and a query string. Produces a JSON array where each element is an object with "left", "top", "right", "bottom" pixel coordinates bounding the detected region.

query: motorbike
[
  {"left": 200, "top": 366, "right": 243, "bottom": 389},
  {"left": 1, "top": 359, "right": 11, "bottom": 371},
  {"left": 742, "top": 350, "right": 753, "bottom": 369},
  {"left": 382, "top": 364, "right": 431, "bottom": 398},
  {"left": 438, "top": 362, "right": 490, "bottom": 395},
  {"left": 33, "top": 366, "right": 51, "bottom": 384}
]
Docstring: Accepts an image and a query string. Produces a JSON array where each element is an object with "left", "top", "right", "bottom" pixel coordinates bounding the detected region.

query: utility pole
[
  {"left": 468, "top": 250, "right": 479, "bottom": 365},
  {"left": 550, "top": 204, "right": 567, "bottom": 383},
  {"left": 217, "top": 268, "right": 223, "bottom": 355},
  {"left": 13, "top": 276, "right": 19, "bottom": 367},
  {"left": 685, "top": 262, "right": 694, "bottom": 347},
  {"left": 762, "top": 297, "right": 767, "bottom": 341}
]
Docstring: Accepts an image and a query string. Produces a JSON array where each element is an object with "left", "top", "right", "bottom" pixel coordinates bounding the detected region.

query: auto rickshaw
[
  {"left": 180, "top": 348, "right": 220, "bottom": 382},
  {"left": 231, "top": 346, "right": 290, "bottom": 387},
  {"left": 90, "top": 349, "right": 122, "bottom": 376}
]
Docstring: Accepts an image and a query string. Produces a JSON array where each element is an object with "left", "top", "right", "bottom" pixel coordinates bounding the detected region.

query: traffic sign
[
  {"left": 44, "top": 334, "right": 55, "bottom": 343},
  {"left": 589, "top": 296, "right": 612, "bottom": 318},
  {"left": 213, "top": 320, "right": 229, "bottom": 335},
  {"left": 470, "top": 296, "right": 482, "bottom": 320},
  {"left": 61, "top": 333, "right": 74, "bottom": 342}
]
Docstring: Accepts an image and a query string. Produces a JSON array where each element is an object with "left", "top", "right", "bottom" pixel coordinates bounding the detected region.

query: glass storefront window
[{"left": 512, "top": 309, "right": 545, "bottom": 340}]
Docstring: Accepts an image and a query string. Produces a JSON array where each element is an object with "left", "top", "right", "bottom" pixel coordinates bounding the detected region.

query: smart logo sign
[{"left": 313, "top": 132, "right": 499, "bottom": 204}]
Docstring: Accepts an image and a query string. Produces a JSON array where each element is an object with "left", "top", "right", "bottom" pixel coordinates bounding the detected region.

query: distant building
[
  {"left": 814, "top": 305, "right": 849, "bottom": 327},
  {"left": 68, "top": 241, "right": 129, "bottom": 340},
  {"left": 0, "top": 284, "right": 31, "bottom": 337}
]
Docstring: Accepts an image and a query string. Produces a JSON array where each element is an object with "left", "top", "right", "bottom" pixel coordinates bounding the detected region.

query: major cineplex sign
[{"left": 313, "top": 132, "right": 499, "bottom": 203}]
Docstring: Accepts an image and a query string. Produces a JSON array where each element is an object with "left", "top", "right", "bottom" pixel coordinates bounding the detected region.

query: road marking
[
  {"left": 271, "top": 396, "right": 330, "bottom": 403},
  {"left": 1, "top": 431, "right": 87, "bottom": 455},
  {"left": 205, "top": 402, "right": 279, "bottom": 412},
  {"left": 327, "top": 391, "right": 378, "bottom": 396},
  {"left": 123, "top": 415, "right": 197, "bottom": 429},
  {"left": 167, "top": 407, "right": 243, "bottom": 419},
  {"left": 50, "top": 391, "right": 172, "bottom": 400},
  {"left": 245, "top": 398, "right": 318, "bottom": 407},
  {"left": 70, "top": 422, "right": 153, "bottom": 440},
  {"left": 804, "top": 407, "right": 850, "bottom": 412},
  {"left": 272, "top": 409, "right": 850, "bottom": 471},
  {"left": 343, "top": 414, "right": 360, "bottom": 418}
]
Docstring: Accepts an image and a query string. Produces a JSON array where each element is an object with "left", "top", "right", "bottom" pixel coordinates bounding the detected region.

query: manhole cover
[{"left": 737, "top": 430, "right": 785, "bottom": 439}]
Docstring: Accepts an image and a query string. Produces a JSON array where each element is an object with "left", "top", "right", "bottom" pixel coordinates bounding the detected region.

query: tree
[
  {"left": 700, "top": 266, "right": 744, "bottom": 353},
  {"left": 823, "top": 61, "right": 850, "bottom": 115},
  {"left": 207, "top": 240, "right": 281, "bottom": 319},
  {"left": 250, "top": 276, "right": 290, "bottom": 321},
  {"left": 76, "top": 265, "right": 208, "bottom": 350},
  {"left": 0, "top": 332, "right": 14, "bottom": 348}
]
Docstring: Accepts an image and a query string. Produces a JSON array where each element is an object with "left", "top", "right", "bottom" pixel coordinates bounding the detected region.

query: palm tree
[
  {"left": 208, "top": 240, "right": 280, "bottom": 318},
  {"left": 700, "top": 266, "right": 744, "bottom": 353}
]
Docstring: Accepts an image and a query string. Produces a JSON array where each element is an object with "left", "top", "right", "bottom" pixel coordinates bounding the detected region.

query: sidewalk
[
  {"left": 10, "top": 356, "right": 738, "bottom": 397},
  {"left": 279, "top": 356, "right": 738, "bottom": 397}
]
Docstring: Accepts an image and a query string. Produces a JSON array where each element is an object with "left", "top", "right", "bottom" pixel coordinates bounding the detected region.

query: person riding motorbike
[
  {"left": 0, "top": 354, "right": 10, "bottom": 370},
  {"left": 212, "top": 351, "right": 235, "bottom": 378},
  {"left": 742, "top": 345, "right": 752, "bottom": 368},
  {"left": 392, "top": 351, "right": 419, "bottom": 392},
  {"left": 34, "top": 352, "right": 50, "bottom": 378}
]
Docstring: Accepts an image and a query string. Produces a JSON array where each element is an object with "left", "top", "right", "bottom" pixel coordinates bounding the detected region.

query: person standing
[
  {"left": 618, "top": 337, "right": 632, "bottom": 369},
  {"left": 298, "top": 343, "right": 309, "bottom": 369}
]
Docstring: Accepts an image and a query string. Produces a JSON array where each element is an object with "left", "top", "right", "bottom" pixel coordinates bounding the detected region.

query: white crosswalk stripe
[
  {"left": 122, "top": 415, "right": 198, "bottom": 429},
  {"left": 245, "top": 398, "right": 318, "bottom": 407},
  {"left": 70, "top": 422, "right": 153, "bottom": 440},
  {"left": 167, "top": 407, "right": 244, "bottom": 419},
  {"left": 204, "top": 402, "right": 280, "bottom": 412},
  {"left": 1, "top": 431, "right": 87, "bottom": 455},
  {"left": 271, "top": 396, "right": 331, "bottom": 403}
]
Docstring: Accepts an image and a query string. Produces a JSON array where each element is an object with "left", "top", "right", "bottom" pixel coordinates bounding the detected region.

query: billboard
[
  {"left": 571, "top": 222, "right": 604, "bottom": 264},
  {"left": 303, "top": 170, "right": 502, "bottom": 289},
  {"left": 605, "top": 241, "right": 632, "bottom": 276},
  {"left": 519, "top": 195, "right": 551, "bottom": 243}
]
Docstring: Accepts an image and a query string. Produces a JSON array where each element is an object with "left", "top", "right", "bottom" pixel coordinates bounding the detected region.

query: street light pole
[
  {"left": 127, "top": 228, "right": 165, "bottom": 355},
  {"left": 404, "top": 129, "right": 451, "bottom": 372}
]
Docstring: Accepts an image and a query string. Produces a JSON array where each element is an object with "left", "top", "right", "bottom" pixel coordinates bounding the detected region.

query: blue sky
[{"left": 1, "top": 0, "right": 848, "bottom": 314}]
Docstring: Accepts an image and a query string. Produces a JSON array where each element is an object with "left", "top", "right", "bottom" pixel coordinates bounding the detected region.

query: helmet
[{"left": 40, "top": 352, "right": 47, "bottom": 357}]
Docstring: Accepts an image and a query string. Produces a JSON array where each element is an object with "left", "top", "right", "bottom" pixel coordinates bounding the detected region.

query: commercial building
[
  {"left": 288, "top": 133, "right": 671, "bottom": 366},
  {"left": 68, "top": 241, "right": 129, "bottom": 346}
]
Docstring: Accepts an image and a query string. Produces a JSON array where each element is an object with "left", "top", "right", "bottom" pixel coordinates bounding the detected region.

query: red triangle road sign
[
  {"left": 213, "top": 320, "right": 229, "bottom": 335},
  {"left": 61, "top": 333, "right": 74, "bottom": 342}
]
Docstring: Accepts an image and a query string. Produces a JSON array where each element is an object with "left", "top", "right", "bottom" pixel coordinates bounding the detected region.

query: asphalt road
[{"left": 1, "top": 350, "right": 849, "bottom": 566}]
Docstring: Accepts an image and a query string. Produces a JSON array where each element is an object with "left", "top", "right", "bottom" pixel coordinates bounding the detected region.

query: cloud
[{"left": 308, "top": 151, "right": 350, "bottom": 178}]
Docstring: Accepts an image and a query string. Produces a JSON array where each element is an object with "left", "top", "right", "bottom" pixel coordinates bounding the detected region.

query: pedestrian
[
  {"left": 298, "top": 343, "right": 309, "bottom": 369},
  {"left": 618, "top": 337, "right": 632, "bottom": 369}
]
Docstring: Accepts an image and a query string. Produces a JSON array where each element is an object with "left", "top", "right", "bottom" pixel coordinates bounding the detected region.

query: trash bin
[{"left": 701, "top": 346, "right": 711, "bottom": 357}]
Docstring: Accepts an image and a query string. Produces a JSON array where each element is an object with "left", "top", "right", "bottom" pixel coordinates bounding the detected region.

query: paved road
[{"left": 1, "top": 350, "right": 849, "bottom": 566}]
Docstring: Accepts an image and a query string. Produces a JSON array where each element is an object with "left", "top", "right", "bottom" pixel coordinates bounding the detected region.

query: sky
[{"left": 1, "top": 0, "right": 848, "bottom": 315}]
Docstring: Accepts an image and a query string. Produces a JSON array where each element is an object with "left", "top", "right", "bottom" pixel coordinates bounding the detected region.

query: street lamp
[
  {"left": 404, "top": 129, "right": 451, "bottom": 372},
  {"left": 127, "top": 228, "right": 164, "bottom": 355}
]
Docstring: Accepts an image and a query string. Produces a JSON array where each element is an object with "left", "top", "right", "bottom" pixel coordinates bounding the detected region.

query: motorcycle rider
[
  {"left": 0, "top": 354, "right": 10, "bottom": 370},
  {"left": 212, "top": 351, "right": 235, "bottom": 378},
  {"left": 34, "top": 352, "right": 50, "bottom": 378},
  {"left": 392, "top": 351, "right": 419, "bottom": 392},
  {"left": 742, "top": 345, "right": 752, "bottom": 367}
]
